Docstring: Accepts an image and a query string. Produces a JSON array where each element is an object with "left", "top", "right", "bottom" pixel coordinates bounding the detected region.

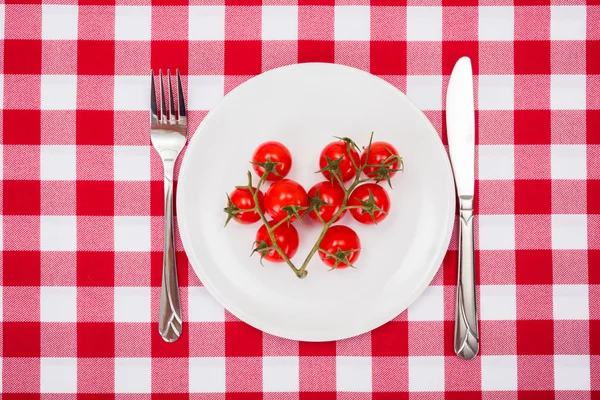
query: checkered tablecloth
[{"left": 1, "top": 0, "right": 598, "bottom": 397}]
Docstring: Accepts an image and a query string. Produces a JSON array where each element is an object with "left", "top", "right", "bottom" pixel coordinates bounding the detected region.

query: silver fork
[{"left": 150, "top": 69, "right": 187, "bottom": 342}]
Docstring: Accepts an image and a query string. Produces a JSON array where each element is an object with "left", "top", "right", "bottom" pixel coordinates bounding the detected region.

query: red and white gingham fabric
[{"left": 1, "top": 0, "right": 598, "bottom": 398}]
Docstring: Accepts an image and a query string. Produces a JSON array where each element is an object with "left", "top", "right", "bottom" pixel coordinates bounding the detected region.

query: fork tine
[
  {"left": 150, "top": 70, "right": 158, "bottom": 124},
  {"left": 159, "top": 69, "right": 167, "bottom": 123},
  {"left": 167, "top": 69, "right": 176, "bottom": 122},
  {"left": 176, "top": 69, "right": 186, "bottom": 119}
]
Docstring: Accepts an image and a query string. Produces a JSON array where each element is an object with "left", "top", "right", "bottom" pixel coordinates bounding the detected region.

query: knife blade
[{"left": 446, "top": 56, "right": 479, "bottom": 360}]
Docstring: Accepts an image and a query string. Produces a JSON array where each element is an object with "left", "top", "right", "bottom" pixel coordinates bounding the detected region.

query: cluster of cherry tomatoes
[{"left": 225, "top": 136, "right": 402, "bottom": 274}]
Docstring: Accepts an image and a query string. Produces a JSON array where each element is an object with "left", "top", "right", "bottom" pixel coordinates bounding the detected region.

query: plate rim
[{"left": 177, "top": 62, "right": 456, "bottom": 341}]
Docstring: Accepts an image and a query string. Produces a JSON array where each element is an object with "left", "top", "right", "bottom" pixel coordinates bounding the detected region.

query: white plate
[{"left": 177, "top": 63, "right": 455, "bottom": 342}]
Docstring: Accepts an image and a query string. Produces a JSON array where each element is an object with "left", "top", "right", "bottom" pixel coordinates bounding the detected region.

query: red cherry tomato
[
  {"left": 318, "top": 225, "right": 361, "bottom": 269},
  {"left": 264, "top": 179, "right": 309, "bottom": 222},
  {"left": 228, "top": 187, "right": 264, "bottom": 224},
  {"left": 252, "top": 141, "right": 292, "bottom": 181},
  {"left": 255, "top": 221, "right": 299, "bottom": 262},
  {"left": 307, "top": 181, "right": 346, "bottom": 223},
  {"left": 348, "top": 183, "right": 390, "bottom": 224},
  {"left": 319, "top": 141, "right": 361, "bottom": 182},
  {"left": 361, "top": 141, "right": 400, "bottom": 179}
]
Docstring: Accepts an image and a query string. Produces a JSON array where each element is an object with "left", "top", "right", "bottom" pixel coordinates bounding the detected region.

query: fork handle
[
  {"left": 158, "top": 158, "right": 183, "bottom": 342},
  {"left": 454, "top": 196, "right": 479, "bottom": 359}
]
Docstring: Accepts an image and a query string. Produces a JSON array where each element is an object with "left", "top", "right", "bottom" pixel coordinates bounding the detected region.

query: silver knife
[{"left": 446, "top": 56, "right": 479, "bottom": 360}]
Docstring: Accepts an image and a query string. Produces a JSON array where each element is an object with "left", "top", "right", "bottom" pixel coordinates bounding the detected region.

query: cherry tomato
[
  {"left": 252, "top": 141, "right": 292, "bottom": 181},
  {"left": 228, "top": 187, "right": 264, "bottom": 224},
  {"left": 264, "top": 179, "right": 309, "bottom": 222},
  {"left": 307, "top": 181, "right": 346, "bottom": 223},
  {"left": 348, "top": 183, "right": 390, "bottom": 224},
  {"left": 361, "top": 141, "right": 401, "bottom": 179},
  {"left": 319, "top": 141, "right": 361, "bottom": 182},
  {"left": 318, "top": 225, "right": 361, "bottom": 269},
  {"left": 255, "top": 221, "right": 299, "bottom": 262}
]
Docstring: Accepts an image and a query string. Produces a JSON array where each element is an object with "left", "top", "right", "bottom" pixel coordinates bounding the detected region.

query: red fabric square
[
  {"left": 442, "top": 250, "right": 458, "bottom": 286},
  {"left": 77, "top": 322, "right": 115, "bottom": 357},
  {"left": 588, "top": 111, "right": 600, "bottom": 145},
  {"left": 77, "top": 251, "right": 114, "bottom": 286},
  {"left": 3, "top": 180, "right": 41, "bottom": 215},
  {"left": 225, "top": 322, "right": 263, "bottom": 356},
  {"left": 224, "top": 41, "right": 261, "bottom": 75},
  {"left": 151, "top": 251, "right": 188, "bottom": 287},
  {"left": 515, "top": 41, "right": 551, "bottom": 75},
  {"left": 516, "top": 250, "right": 553, "bottom": 285},
  {"left": 589, "top": 180, "right": 600, "bottom": 214},
  {"left": 78, "top": 41, "right": 115, "bottom": 75},
  {"left": 591, "top": 320, "right": 600, "bottom": 355},
  {"left": 514, "top": 179, "right": 551, "bottom": 214},
  {"left": 299, "top": 341, "right": 336, "bottom": 356},
  {"left": 151, "top": 322, "right": 189, "bottom": 357},
  {"left": 371, "top": 321, "right": 408, "bottom": 356},
  {"left": 151, "top": 180, "right": 164, "bottom": 217},
  {"left": 75, "top": 110, "right": 114, "bottom": 145},
  {"left": 4, "top": 40, "right": 42, "bottom": 74},
  {"left": 3, "top": 251, "right": 41, "bottom": 286},
  {"left": 77, "top": 181, "right": 115, "bottom": 216},
  {"left": 3, "top": 110, "right": 41, "bottom": 145},
  {"left": 3, "top": 322, "right": 41, "bottom": 357},
  {"left": 588, "top": 41, "right": 600, "bottom": 74},
  {"left": 76, "top": 110, "right": 114, "bottom": 145},
  {"left": 590, "top": 250, "right": 600, "bottom": 284},
  {"left": 517, "top": 320, "right": 554, "bottom": 355},
  {"left": 370, "top": 41, "right": 406, "bottom": 75},
  {"left": 516, "top": 392, "right": 554, "bottom": 400},
  {"left": 151, "top": 41, "right": 189, "bottom": 76},
  {"left": 514, "top": 110, "right": 551, "bottom": 145},
  {"left": 442, "top": 41, "right": 478, "bottom": 75},
  {"left": 298, "top": 41, "right": 334, "bottom": 64}
]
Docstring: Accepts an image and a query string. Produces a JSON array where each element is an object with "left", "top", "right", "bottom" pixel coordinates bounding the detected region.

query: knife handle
[{"left": 454, "top": 195, "right": 479, "bottom": 360}]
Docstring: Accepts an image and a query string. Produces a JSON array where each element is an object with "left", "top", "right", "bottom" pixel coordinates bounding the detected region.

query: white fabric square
[
  {"left": 336, "top": 356, "right": 372, "bottom": 392},
  {"left": 41, "top": 216, "right": 77, "bottom": 251},
  {"left": 335, "top": 6, "right": 370, "bottom": 41},
  {"left": 479, "top": 215, "right": 515, "bottom": 250},
  {"left": 551, "top": 75, "right": 586, "bottom": 110},
  {"left": 115, "top": 287, "right": 151, "bottom": 323},
  {"left": 552, "top": 214, "right": 587, "bottom": 250},
  {"left": 407, "top": 7, "right": 442, "bottom": 41},
  {"left": 551, "top": 144, "right": 586, "bottom": 180},
  {"left": 407, "top": 75, "right": 443, "bottom": 111},
  {"left": 42, "top": 5, "right": 78, "bottom": 40},
  {"left": 409, "top": 356, "right": 444, "bottom": 392},
  {"left": 0, "top": 5, "right": 4, "bottom": 40},
  {"left": 41, "top": 75, "right": 77, "bottom": 111},
  {"left": 551, "top": 6, "right": 586, "bottom": 41},
  {"left": 114, "top": 146, "right": 150, "bottom": 181},
  {"left": 115, "top": 358, "right": 152, "bottom": 394},
  {"left": 479, "top": 6, "right": 514, "bottom": 41},
  {"left": 41, "top": 145, "right": 76, "bottom": 181},
  {"left": 114, "top": 216, "right": 151, "bottom": 252},
  {"left": 478, "top": 75, "right": 514, "bottom": 111},
  {"left": 115, "top": 6, "right": 151, "bottom": 41},
  {"left": 189, "top": 6, "right": 225, "bottom": 41},
  {"left": 41, "top": 358, "right": 77, "bottom": 393},
  {"left": 554, "top": 355, "right": 590, "bottom": 390},
  {"left": 478, "top": 145, "right": 514, "bottom": 180},
  {"left": 263, "top": 357, "right": 299, "bottom": 392},
  {"left": 408, "top": 285, "right": 443, "bottom": 321},
  {"left": 480, "top": 285, "right": 516, "bottom": 321},
  {"left": 41, "top": 286, "right": 77, "bottom": 323},
  {"left": 262, "top": 6, "right": 298, "bottom": 41},
  {"left": 189, "top": 357, "right": 226, "bottom": 393},
  {"left": 553, "top": 284, "right": 589, "bottom": 320},
  {"left": 114, "top": 76, "right": 148, "bottom": 111},
  {"left": 188, "top": 286, "right": 225, "bottom": 322},
  {"left": 188, "top": 75, "right": 224, "bottom": 111},
  {"left": 481, "top": 356, "right": 517, "bottom": 391}
]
